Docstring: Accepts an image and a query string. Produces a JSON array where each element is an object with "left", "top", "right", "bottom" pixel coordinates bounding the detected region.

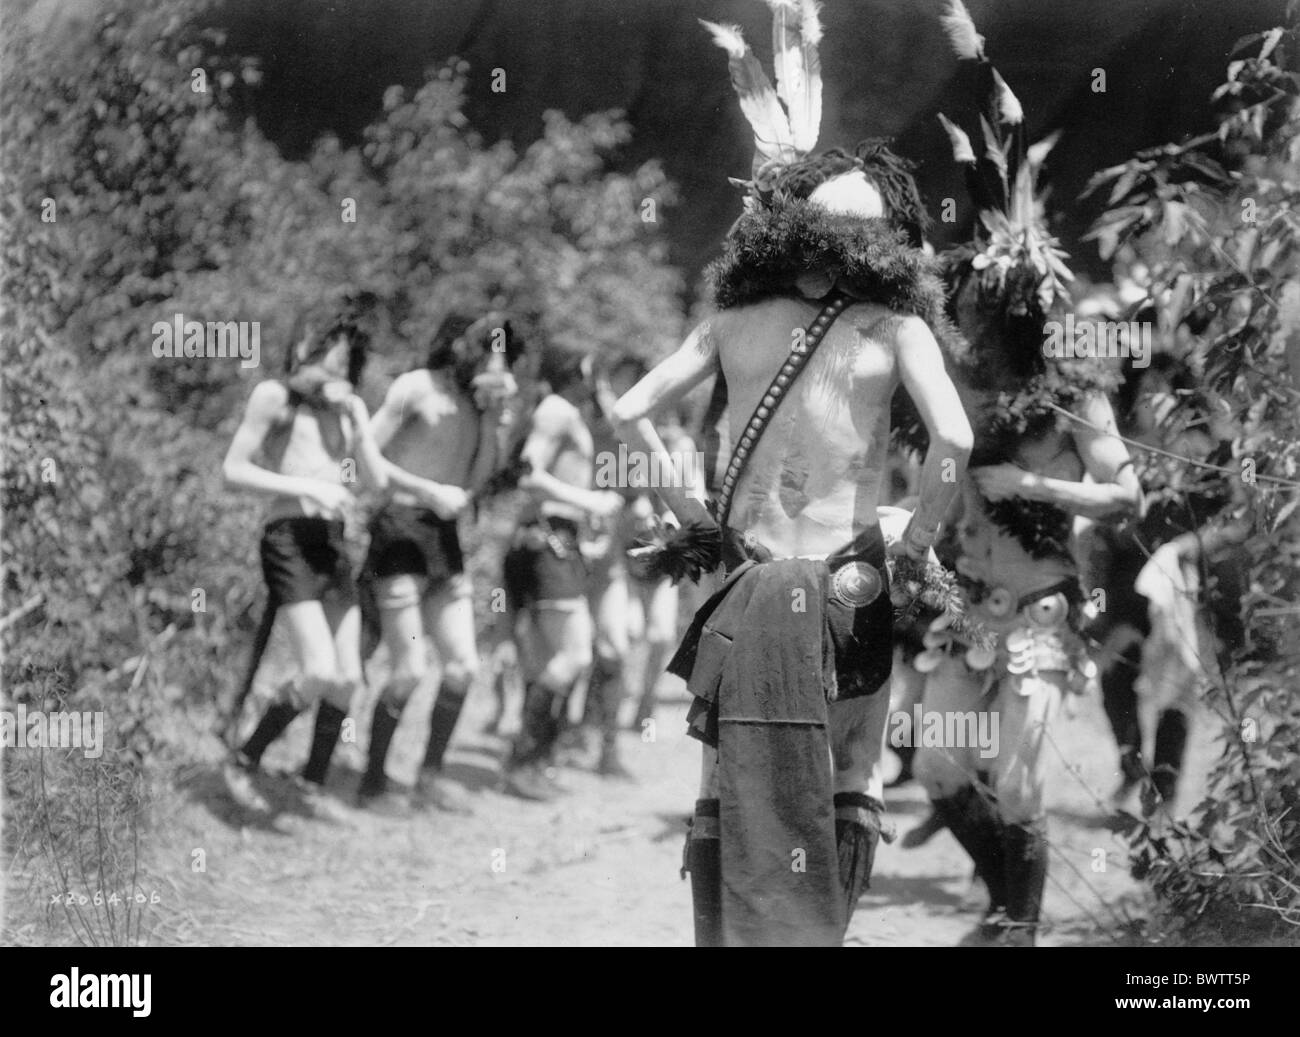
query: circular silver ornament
[{"left": 831, "top": 561, "right": 883, "bottom": 608}]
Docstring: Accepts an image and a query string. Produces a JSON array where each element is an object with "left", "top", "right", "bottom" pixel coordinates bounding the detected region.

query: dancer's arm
[
  {"left": 518, "top": 397, "right": 623, "bottom": 517},
  {"left": 343, "top": 392, "right": 389, "bottom": 493},
  {"left": 972, "top": 392, "right": 1142, "bottom": 520},
  {"left": 612, "top": 320, "right": 720, "bottom": 528},
  {"left": 222, "top": 381, "right": 354, "bottom": 514},
  {"left": 369, "top": 373, "right": 470, "bottom": 518},
  {"left": 894, "top": 317, "right": 973, "bottom": 558}
]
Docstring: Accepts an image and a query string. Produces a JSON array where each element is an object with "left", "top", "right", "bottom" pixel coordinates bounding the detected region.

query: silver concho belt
[{"left": 831, "top": 560, "right": 883, "bottom": 608}]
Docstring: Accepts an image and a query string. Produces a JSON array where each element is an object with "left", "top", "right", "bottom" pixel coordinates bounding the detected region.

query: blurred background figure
[{"left": 1081, "top": 351, "right": 1246, "bottom": 812}]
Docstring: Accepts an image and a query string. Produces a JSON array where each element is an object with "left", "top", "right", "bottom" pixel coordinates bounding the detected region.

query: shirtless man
[
  {"left": 222, "top": 301, "right": 388, "bottom": 814},
  {"left": 909, "top": 335, "right": 1141, "bottom": 945},
  {"left": 614, "top": 146, "right": 973, "bottom": 946},
  {"left": 348, "top": 313, "right": 522, "bottom": 813},
  {"left": 580, "top": 359, "right": 699, "bottom": 778},
  {"left": 501, "top": 346, "right": 624, "bottom": 801},
  {"left": 906, "top": 6, "right": 1144, "bottom": 945},
  {"left": 623, "top": 408, "right": 697, "bottom": 731}
]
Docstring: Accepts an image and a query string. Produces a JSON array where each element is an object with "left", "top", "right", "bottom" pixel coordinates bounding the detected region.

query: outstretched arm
[
  {"left": 611, "top": 319, "right": 720, "bottom": 528},
  {"left": 894, "top": 317, "right": 973, "bottom": 558},
  {"left": 344, "top": 392, "right": 389, "bottom": 493},
  {"left": 972, "top": 392, "right": 1143, "bottom": 521}
]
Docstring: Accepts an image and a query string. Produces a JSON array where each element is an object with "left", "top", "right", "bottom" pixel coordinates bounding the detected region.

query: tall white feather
[
  {"left": 700, "top": 19, "right": 797, "bottom": 169},
  {"left": 700, "top": 19, "right": 747, "bottom": 60},
  {"left": 768, "top": 0, "right": 801, "bottom": 116},
  {"left": 790, "top": 0, "right": 822, "bottom": 153},
  {"left": 937, "top": 112, "right": 976, "bottom": 164},
  {"left": 1011, "top": 131, "right": 1060, "bottom": 228},
  {"left": 992, "top": 69, "right": 1023, "bottom": 125},
  {"left": 940, "top": 0, "right": 985, "bottom": 61}
]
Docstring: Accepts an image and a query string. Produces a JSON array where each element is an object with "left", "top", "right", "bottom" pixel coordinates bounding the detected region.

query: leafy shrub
[{"left": 1087, "top": 23, "right": 1300, "bottom": 940}]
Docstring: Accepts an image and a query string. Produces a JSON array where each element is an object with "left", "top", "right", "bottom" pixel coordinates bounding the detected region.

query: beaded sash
[{"left": 715, "top": 291, "right": 851, "bottom": 529}]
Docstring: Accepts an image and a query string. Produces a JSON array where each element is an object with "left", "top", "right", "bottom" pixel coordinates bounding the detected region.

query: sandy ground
[{"left": 105, "top": 638, "right": 1216, "bottom": 948}]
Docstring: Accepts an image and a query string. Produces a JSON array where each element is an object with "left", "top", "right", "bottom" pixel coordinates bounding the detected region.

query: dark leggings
[{"left": 1100, "top": 637, "right": 1188, "bottom": 803}]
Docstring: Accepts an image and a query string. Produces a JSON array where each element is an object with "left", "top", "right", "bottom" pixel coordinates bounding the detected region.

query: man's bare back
[{"left": 712, "top": 299, "right": 914, "bottom": 559}]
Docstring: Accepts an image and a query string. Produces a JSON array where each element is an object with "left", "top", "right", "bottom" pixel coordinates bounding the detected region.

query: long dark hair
[
  {"left": 283, "top": 290, "right": 379, "bottom": 387},
  {"left": 1116, "top": 351, "right": 1203, "bottom": 431},
  {"left": 426, "top": 312, "right": 523, "bottom": 390}
]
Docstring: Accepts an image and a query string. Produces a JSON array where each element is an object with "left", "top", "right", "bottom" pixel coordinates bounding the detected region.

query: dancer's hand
[
  {"left": 319, "top": 379, "right": 354, "bottom": 410},
  {"left": 340, "top": 393, "right": 378, "bottom": 434},
  {"left": 593, "top": 371, "right": 619, "bottom": 418},
  {"left": 970, "top": 463, "right": 1031, "bottom": 502},
  {"left": 422, "top": 483, "right": 470, "bottom": 520},
  {"left": 589, "top": 489, "right": 625, "bottom": 519},
  {"left": 886, "top": 535, "right": 918, "bottom": 560},
  {"left": 301, "top": 481, "right": 354, "bottom": 518}
]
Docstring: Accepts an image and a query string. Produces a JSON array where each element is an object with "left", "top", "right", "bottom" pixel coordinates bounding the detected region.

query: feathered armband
[{"left": 627, "top": 519, "right": 724, "bottom": 584}]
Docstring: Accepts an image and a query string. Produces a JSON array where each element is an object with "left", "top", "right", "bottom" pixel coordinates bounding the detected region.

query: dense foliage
[
  {"left": 1, "top": 0, "right": 683, "bottom": 943},
  {"left": 1087, "top": 22, "right": 1300, "bottom": 939}
]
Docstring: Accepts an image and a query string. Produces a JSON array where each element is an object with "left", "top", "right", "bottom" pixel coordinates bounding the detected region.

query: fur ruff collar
[{"left": 707, "top": 202, "right": 951, "bottom": 326}]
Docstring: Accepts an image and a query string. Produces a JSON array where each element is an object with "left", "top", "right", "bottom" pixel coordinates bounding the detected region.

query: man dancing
[
  {"left": 222, "top": 299, "right": 388, "bottom": 815},
  {"left": 907, "top": 1, "right": 1142, "bottom": 945},
  {"left": 579, "top": 359, "right": 700, "bottom": 778},
  {"left": 501, "top": 346, "right": 624, "bottom": 801},
  {"left": 612, "top": 4, "right": 973, "bottom": 946},
  {"left": 348, "top": 313, "right": 522, "bottom": 814}
]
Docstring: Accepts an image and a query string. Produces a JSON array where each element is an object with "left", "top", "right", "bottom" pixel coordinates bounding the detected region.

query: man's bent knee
[
  {"left": 383, "top": 670, "right": 422, "bottom": 706},
  {"left": 322, "top": 675, "right": 361, "bottom": 712},
  {"left": 440, "top": 657, "right": 479, "bottom": 694}
]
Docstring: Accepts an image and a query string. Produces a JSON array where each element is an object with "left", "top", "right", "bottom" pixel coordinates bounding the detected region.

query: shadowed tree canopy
[{"left": 195, "top": 0, "right": 1286, "bottom": 286}]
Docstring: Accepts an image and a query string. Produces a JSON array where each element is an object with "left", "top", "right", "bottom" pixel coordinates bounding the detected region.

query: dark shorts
[
  {"left": 365, "top": 503, "right": 464, "bottom": 585},
  {"left": 503, "top": 516, "right": 589, "bottom": 609},
  {"left": 260, "top": 516, "right": 358, "bottom": 608}
]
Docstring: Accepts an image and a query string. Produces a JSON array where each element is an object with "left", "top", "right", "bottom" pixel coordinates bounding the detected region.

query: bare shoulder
[
  {"left": 842, "top": 304, "right": 908, "bottom": 343},
  {"left": 388, "top": 368, "right": 436, "bottom": 404},
  {"left": 887, "top": 313, "right": 945, "bottom": 362},
  {"left": 888, "top": 313, "right": 933, "bottom": 343},
  {"left": 689, "top": 312, "right": 726, "bottom": 356},
  {"left": 531, "top": 393, "right": 577, "bottom": 434},
  {"left": 245, "top": 378, "right": 291, "bottom": 421}
]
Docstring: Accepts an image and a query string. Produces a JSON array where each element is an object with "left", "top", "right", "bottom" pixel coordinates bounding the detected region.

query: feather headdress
[
  {"left": 935, "top": 0, "right": 1072, "bottom": 318},
  {"left": 702, "top": 0, "right": 824, "bottom": 195}
]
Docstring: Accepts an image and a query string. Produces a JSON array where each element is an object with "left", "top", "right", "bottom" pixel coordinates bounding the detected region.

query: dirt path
[{"left": 151, "top": 663, "right": 1212, "bottom": 947}]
